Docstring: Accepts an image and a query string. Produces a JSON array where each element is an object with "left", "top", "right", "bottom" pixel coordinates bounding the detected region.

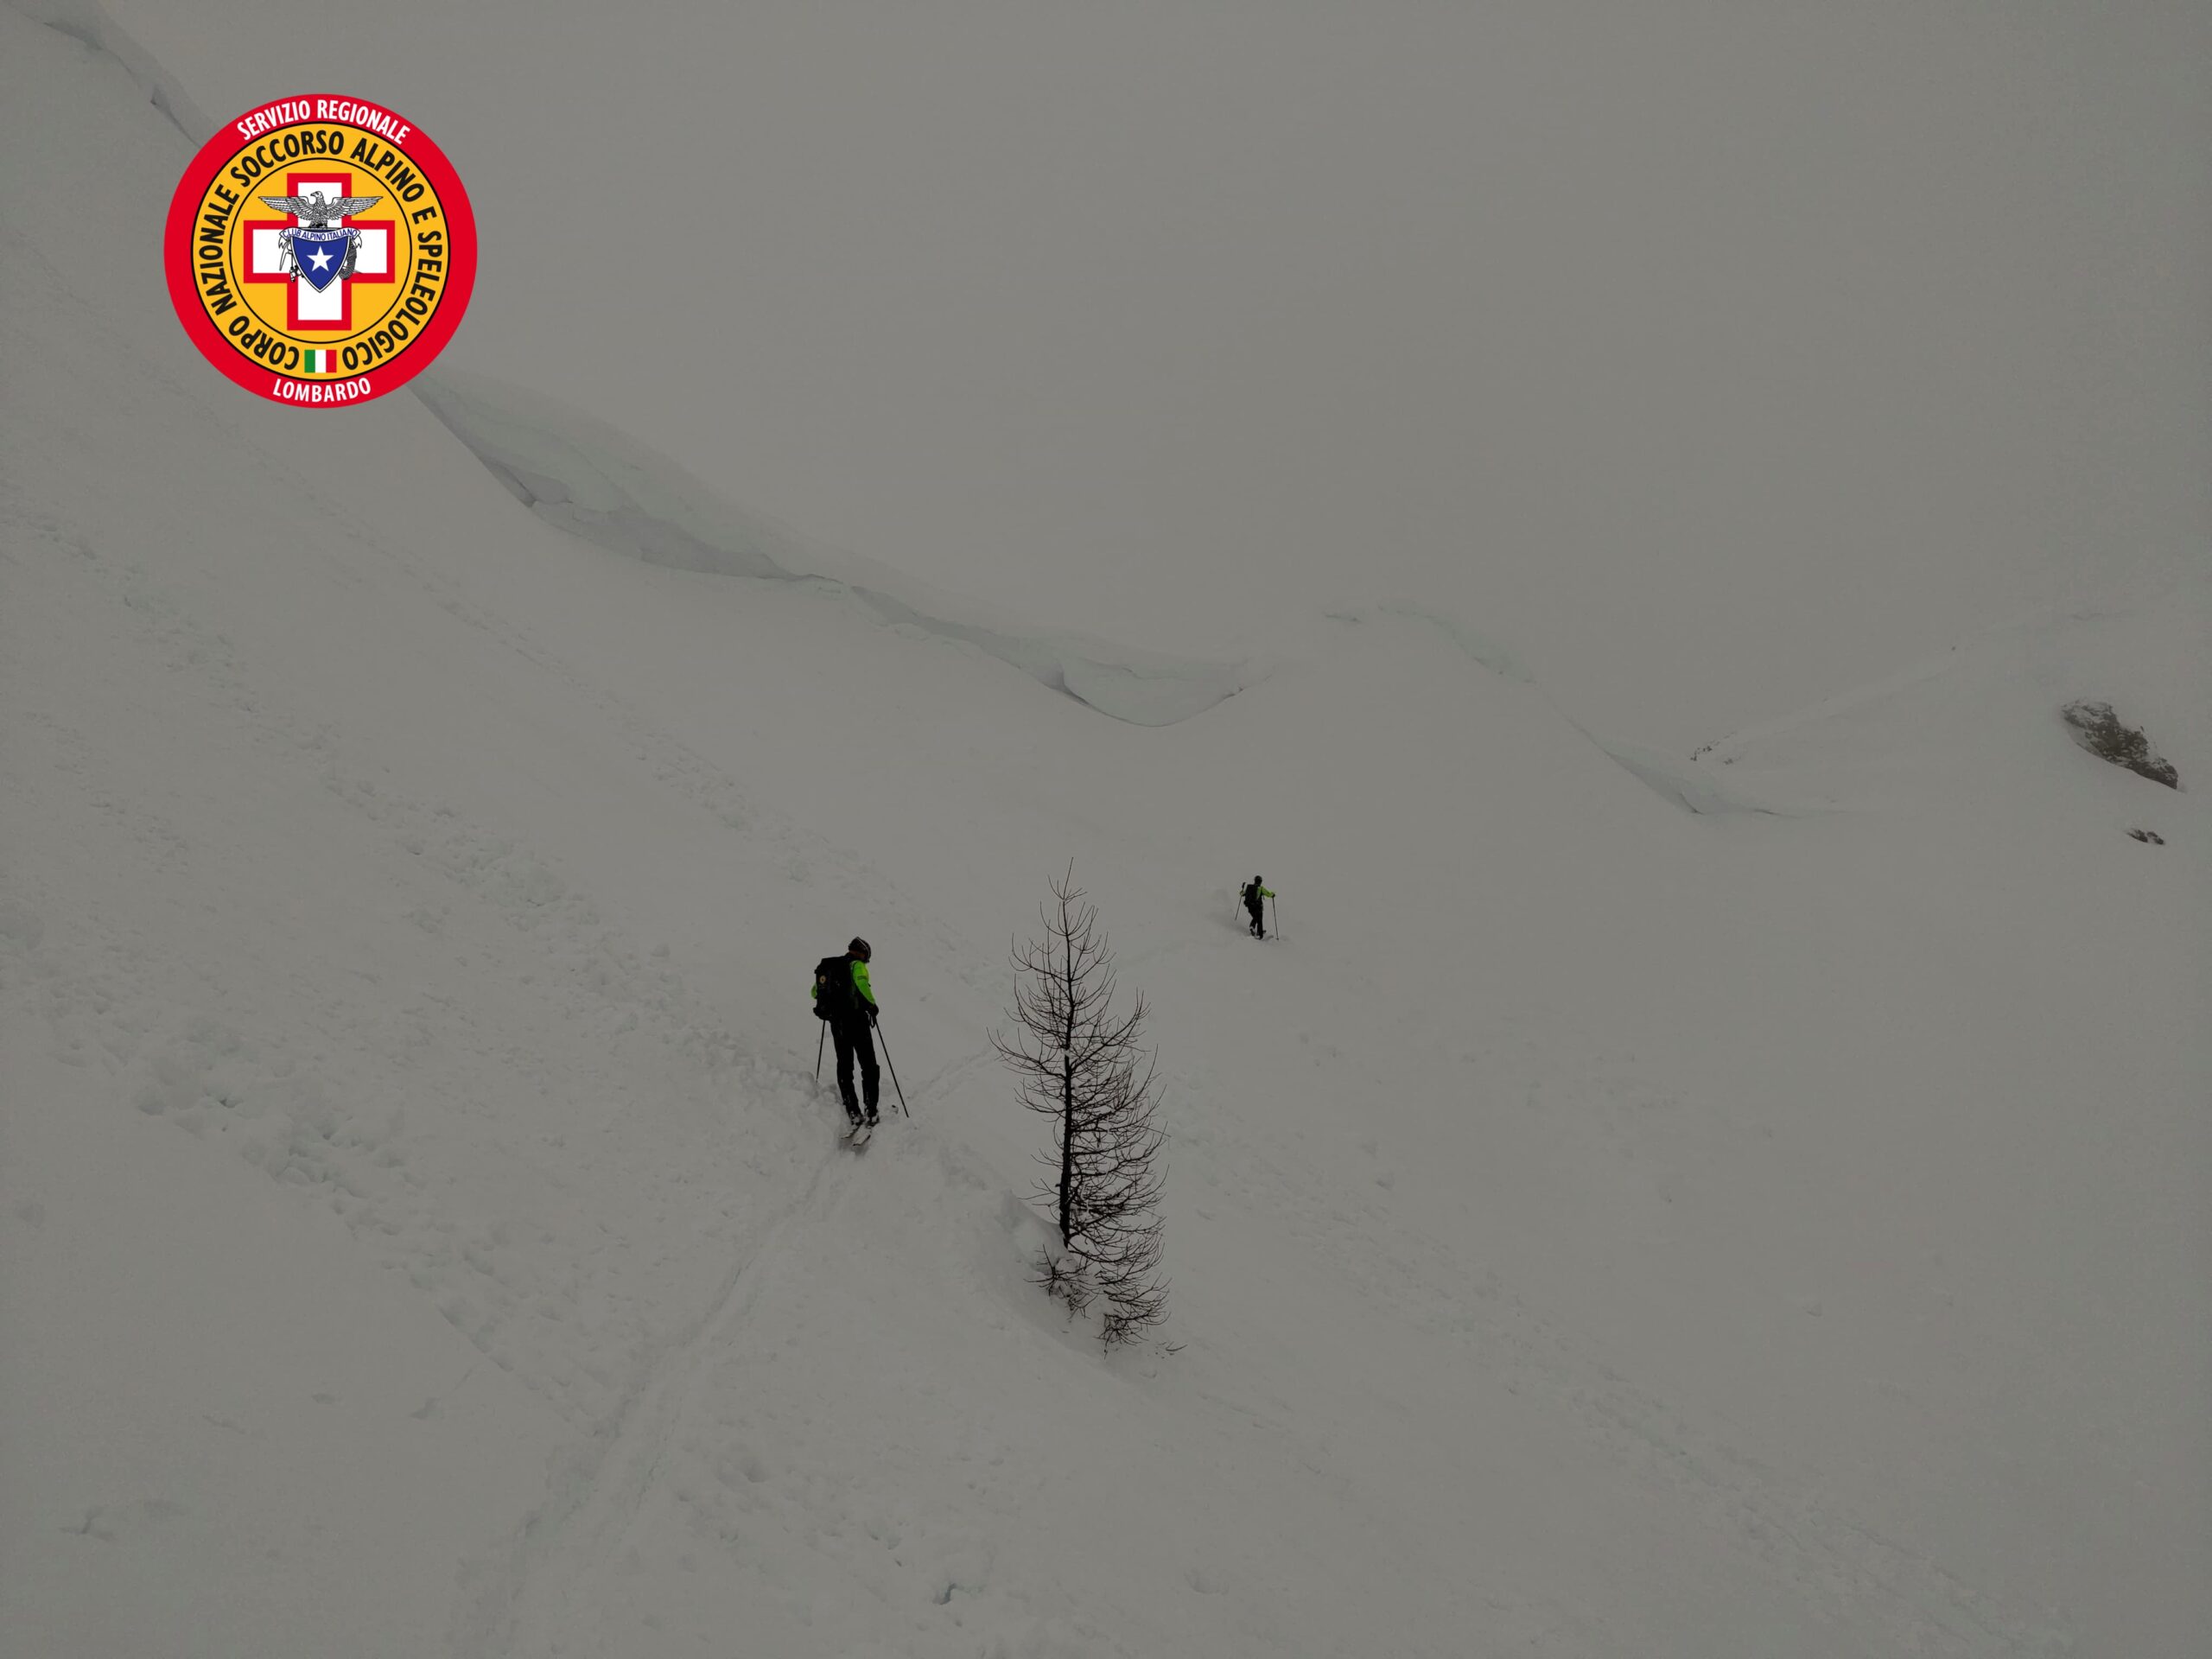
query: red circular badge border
[{"left": 165, "top": 95, "right": 477, "bottom": 409}]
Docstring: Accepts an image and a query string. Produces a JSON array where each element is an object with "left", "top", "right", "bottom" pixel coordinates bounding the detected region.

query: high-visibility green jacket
[
  {"left": 812, "top": 956, "right": 878, "bottom": 1015},
  {"left": 1243, "top": 883, "right": 1274, "bottom": 905}
]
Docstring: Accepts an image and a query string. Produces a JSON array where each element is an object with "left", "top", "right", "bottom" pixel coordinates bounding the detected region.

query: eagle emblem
[{"left": 258, "top": 190, "right": 384, "bottom": 293}]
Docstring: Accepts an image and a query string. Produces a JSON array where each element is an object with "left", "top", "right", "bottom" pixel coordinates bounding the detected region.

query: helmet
[{"left": 848, "top": 937, "right": 872, "bottom": 961}]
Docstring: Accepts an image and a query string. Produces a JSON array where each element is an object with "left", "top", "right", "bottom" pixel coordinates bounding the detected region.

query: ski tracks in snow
[{"left": 459, "top": 1142, "right": 855, "bottom": 1658}]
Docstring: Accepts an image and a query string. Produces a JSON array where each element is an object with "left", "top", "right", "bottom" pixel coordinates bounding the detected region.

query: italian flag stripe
[{"left": 304, "top": 349, "right": 338, "bottom": 373}]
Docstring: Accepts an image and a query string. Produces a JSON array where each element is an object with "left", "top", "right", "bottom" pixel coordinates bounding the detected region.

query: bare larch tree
[{"left": 992, "top": 865, "right": 1170, "bottom": 1345}]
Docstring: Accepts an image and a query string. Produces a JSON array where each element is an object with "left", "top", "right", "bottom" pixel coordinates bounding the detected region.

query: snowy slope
[
  {"left": 410, "top": 372, "right": 1252, "bottom": 729},
  {"left": 3, "top": 8, "right": 2207, "bottom": 1658}
]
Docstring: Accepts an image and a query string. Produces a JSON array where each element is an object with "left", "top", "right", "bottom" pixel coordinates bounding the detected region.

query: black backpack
[{"left": 812, "top": 955, "right": 852, "bottom": 1020}]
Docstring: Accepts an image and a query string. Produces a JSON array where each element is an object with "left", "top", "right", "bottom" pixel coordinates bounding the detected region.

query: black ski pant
[
  {"left": 831, "top": 1014, "right": 880, "bottom": 1115},
  {"left": 1245, "top": 901, "right": 1264, "bottom": 937}
]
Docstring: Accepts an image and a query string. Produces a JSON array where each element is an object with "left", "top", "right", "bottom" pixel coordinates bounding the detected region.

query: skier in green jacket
[
  {"left": 1241, "top": 877, "right": 1274, "bottom": 938},
  {"left": 812, "top": 937, "right": 882, "bottom": 1130}
]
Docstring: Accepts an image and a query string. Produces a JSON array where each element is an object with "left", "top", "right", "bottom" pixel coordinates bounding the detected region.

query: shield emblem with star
[{"left": 290, "top": 229, "right": 351, "bottom": 293}]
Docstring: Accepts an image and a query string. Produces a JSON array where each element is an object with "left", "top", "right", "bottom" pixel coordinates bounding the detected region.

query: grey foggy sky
[{"left": 120, "top": 1, "right": 2209, "bottom": 747}]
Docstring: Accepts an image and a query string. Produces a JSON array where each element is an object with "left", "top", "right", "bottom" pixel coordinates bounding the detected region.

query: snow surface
[
  {"left": 415, "top": 371, "right": 1251, "bottom": 728},
  {"left": 396, "top": 387, "right": 1757, "bottom": 810},
  {"left": 4, "top": 7, "right": 2209, "bottom": 1658}
]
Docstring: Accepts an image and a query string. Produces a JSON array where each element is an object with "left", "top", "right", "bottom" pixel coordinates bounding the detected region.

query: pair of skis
[{"left": 817, "top": 1069, "right": 881, "bottom": 1150}]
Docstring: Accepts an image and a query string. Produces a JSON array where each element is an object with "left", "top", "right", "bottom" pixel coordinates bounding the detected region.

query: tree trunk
[
  {"left": 1058, "top": 1052, "right": 1076, "bottom": 1244},
  {"left": 1058, "top": 915, "right": 1077, "bottom": 1242}
]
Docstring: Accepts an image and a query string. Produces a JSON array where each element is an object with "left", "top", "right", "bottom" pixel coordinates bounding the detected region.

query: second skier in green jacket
[{"left": 813, "top": 937, "right": 882, "bottom": 1128}]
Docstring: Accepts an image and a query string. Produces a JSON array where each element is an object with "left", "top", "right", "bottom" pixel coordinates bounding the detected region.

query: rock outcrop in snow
[{"left": 2061, "top": 699, "right": 2181, "bottom": 790}]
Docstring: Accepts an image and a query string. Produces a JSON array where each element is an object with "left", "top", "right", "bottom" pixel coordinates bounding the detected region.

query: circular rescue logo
[{"left": 164, "top": 96, "right": 476, "bottom": 408}]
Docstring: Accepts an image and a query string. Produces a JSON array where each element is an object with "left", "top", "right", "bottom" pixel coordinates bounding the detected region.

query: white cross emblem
[{"left": 249, "top": 186, "right": 391, "bottom": 326}]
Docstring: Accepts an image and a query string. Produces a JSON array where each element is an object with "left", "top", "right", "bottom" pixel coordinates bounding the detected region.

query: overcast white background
[{"left": 117, "top": 0, "right": 2209, "bottom": 747}]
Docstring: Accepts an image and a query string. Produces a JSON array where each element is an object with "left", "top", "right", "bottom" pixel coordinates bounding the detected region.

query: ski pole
[
  {"left": 815, "top": 1022, "right": 825, "bottom": 1084},
  {"left": 1271, "top": 893, "right": 1281, "bottom": 942},
  {"left": 874, "top": 1014, "right": 910, "bottom": 1116}
]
